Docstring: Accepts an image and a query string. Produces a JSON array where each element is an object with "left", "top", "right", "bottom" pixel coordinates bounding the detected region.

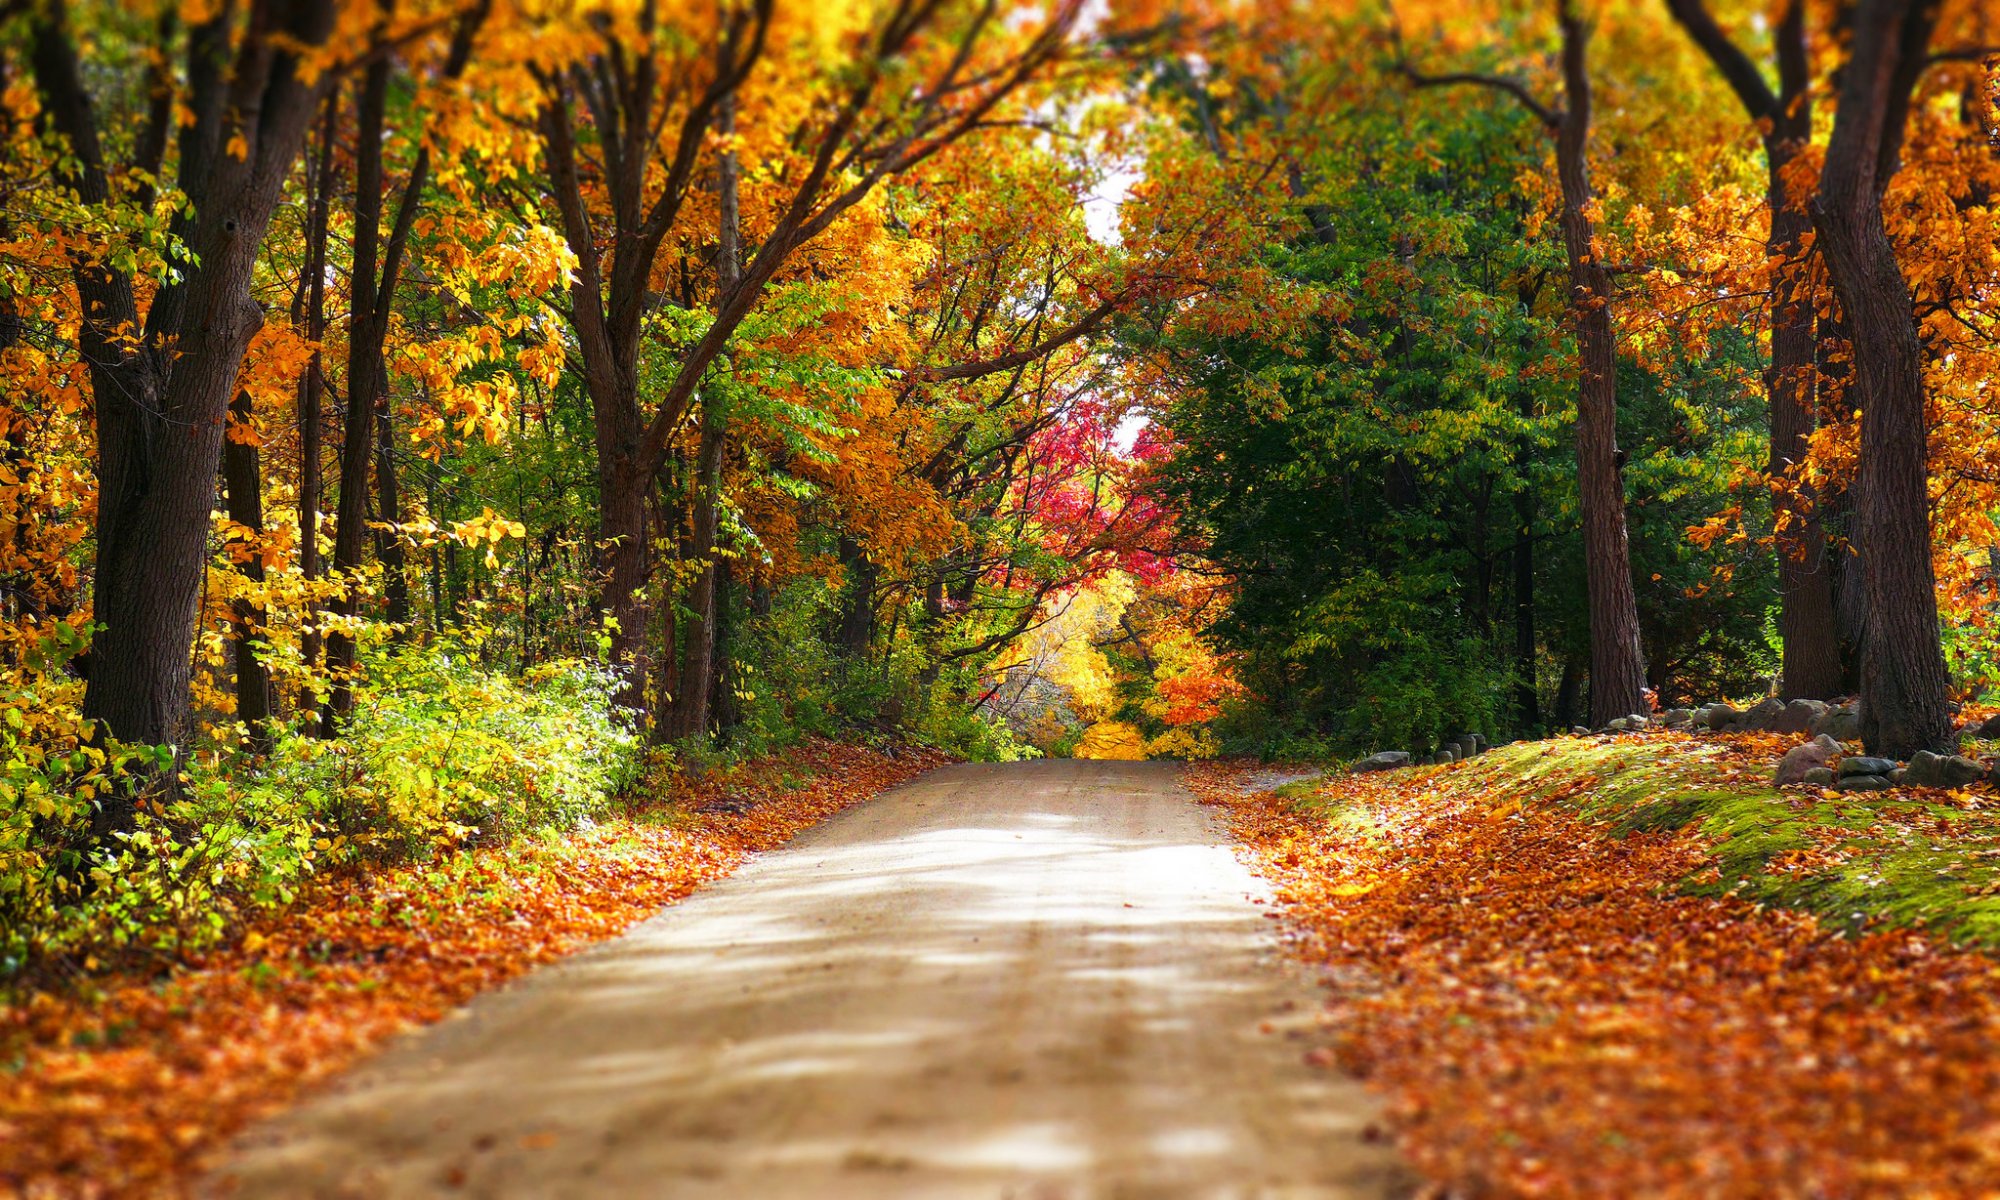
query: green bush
[{"left": 0, "top": 644, "right": 641, "bottom": 987}]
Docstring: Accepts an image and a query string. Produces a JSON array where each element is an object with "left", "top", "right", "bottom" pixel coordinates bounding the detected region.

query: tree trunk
[
  {"left": 1809, "top": 0, "right": 1952, "bottom": 758},
  {"left": 297, "top": 96, "right": 336, "bottom": 687},
  {"left": 665, "top": 72, "right": 741, "bottom": 742},
  {"left": 835, "top": 536, "right": 879, "bottom": 658},
  {"left": 1512, "top": 460, "right": 1539, "bottom": 734},
  {"left": 30, "top": 0, "right": 332, "bottom": 833},
  {"left": 600, "top": 454, "right": 653, "bottom": 714},
  {"left": 324, "top": 54, "right": 394, "bottom": 728},
  {"left": 375, "top": 366, "right": 410, "bottom": 634},
  {"left": 1764, "top": 3, "right": 1845, "bottom": 699},
  {"left": 1552, "top": 8, "right": 1647, "bottom": 726},
  {"left": 665, "top": 418, "right": 726, "bottom": 740},
  {"left": 222, "top": 389, "right": 273, "bottom": 753}
]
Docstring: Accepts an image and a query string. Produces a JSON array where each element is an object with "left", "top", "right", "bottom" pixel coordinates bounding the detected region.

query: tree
[
  {"left": 26, "top": 0, "right": 336, "bottom": 827},
  {"left": 1395, "top": 0, "right": 1649, "bottom": 726},
  {"left": 324, "top": 4, "right": 487, "bottom": 729},
  {"left": 1666, "top": 0, "right": 1845, "bottom": 700},
  {"left": 1809, "top": 0, "right": 1953, "bottom": 757},
  {"left": 529, "top": 0, "right": 1082, "bottom": 725}
]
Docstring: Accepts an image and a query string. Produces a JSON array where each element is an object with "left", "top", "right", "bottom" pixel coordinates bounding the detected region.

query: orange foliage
[
  {"left": 0, "top": 740, "right": 947, "bottom": 1199},
  {"left": 1189, "top": 755, "right": 2000, "bottom": 1198}
]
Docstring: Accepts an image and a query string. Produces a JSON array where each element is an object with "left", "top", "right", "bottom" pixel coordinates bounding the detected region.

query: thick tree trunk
[
  {"left": 599, "top": 454, "right": 652, "bottom": 715},
  {"left": 1767, "top": 199, "right": 1845, "bottom": 700},
  {"left": 1810, "top": 0, "right": 1952, "bottom": 758},
  {"left": 1763, "top": 5, "right": 1845, "bottom": 700},
  {"left": 31, "top": 0, "right": 332, "bottom": 833},
  {"left": 222, "top": 389, "right": 274, "bottom": 753},
  {"left": 1552, "top": 10, "right": 1647, "bottom": 726}
]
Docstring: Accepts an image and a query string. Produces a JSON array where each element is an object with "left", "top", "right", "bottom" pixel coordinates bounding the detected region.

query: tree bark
[
  {"left": 1666, "top": 0, "right": 1844, "bottom": 698},
  {"left": 1810, "top": 0, "right": 1952, "bottom": 757},
  {"left": 1551, "top": 8, "right": 1647, "bottom": 726},
  {"left": 296, "top": 96, "right": 337, "bottom": 687},
  {"left": 31, "top": 0, "right": 334, "bottom": 832}
]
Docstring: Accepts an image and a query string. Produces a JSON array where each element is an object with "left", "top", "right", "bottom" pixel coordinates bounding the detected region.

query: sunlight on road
[{"left": 212, "top": 762, "right": 1409, "bottom": 1198}]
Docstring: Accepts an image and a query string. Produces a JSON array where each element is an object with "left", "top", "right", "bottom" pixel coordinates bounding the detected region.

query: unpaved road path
[{"left": 211, "top": 760, "right": 1410, "bottom": 1199}]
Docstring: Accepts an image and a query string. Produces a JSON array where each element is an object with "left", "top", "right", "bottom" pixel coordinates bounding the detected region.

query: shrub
[{"left": 0, "top": 643, "right": 641, "bottom": 988}]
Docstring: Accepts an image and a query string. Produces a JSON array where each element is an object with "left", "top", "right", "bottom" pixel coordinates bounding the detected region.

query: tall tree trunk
[
  {"left": 665, "top": 70, "right": 741, "bottom": 742},
  {"left": 30, "top": 0, "right": 333, "bottom": 833},
  {"left": 296, "top": 96, "right": 336, "bottom": 688},
  {"left": 1552, "top": 7, "right": 1647, "bottom": 726},
  {"left": 324, "top": 53, "right": 393, "bottom": 728},
  {"left": 222, "top": 389, "right": 273, "bottom": 753},
  {"left": 667, "top": 419, "right": 726, "bottom": 740},
  {"left": 323, "top": 7, "right": 478, "bottom": 725},
  {"left": 1810, "top": 0, "right": 1952, "bottom": 758},
  {"left": 1667, "top": 0, "right": 1845, "bottom": 698},
  {"left": 1763, "top": 6, "right": 1845, "bottom": 700}
]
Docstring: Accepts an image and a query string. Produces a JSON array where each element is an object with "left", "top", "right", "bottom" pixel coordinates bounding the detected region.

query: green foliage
[
  {"left": 0, "top": 644, "right": 640, "bottom": 987},
  {"left": 1138, "top": 62, "right": 1776, "bottom": 752}
]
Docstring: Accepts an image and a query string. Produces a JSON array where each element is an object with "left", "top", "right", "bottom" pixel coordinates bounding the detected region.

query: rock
[
  {"left": 1703, "top": 703, "right": 1742, "bottom": 731},
  {"left": 1352, "top": 751, "right": 1413, "bottom": 773},
  {"left": 1454, "top": 737, "right": 1479, "bottom": 759},
  {"left": 1775, "top": 735, "right": 1841, "bottom": 786},
  {"left": 1570, "top": 725, "right": 1591, "bottom": 737},
  {"left": 1662, "top": 708, "right": 1693, "bottom": 728},
  {"left": 1838, "top": 755, "right": 1898, "bottom": 778},
  {"left": 1625, "top": 713, "right": 1650, "bottom": 729},
  {"left": 1904, "top": 750, "right": 1985, "bottom": 788},
  {"left": 1606, "top": 717, "right": 1631, "bottom": 732},
  {"left": 1466, "top": 733, "right": 1489, "bottom": 752},
  {"left": 1889, "top": 768, "right": 1907, "bottom": 785},
  {"left": 1837, "top": 774, "right": 1893, "bottom": 792},
  {"left": 1811, "top": 704, "right": 1861, "bottom": 742},
  {"left": 1742, "top": 697, "right": 1787, "bottom": 731},
  {"left": 1972, "top": 713, "right": 2000, "bottom": 739},
  {"left": 1775, "top": 699, "right": 1829, "bottom": 735},
  {"left": 1802, "top": 767, "right": 1837, "bottom": 786}
]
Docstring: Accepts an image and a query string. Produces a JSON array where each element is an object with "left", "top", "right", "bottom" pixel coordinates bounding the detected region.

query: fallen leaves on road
[
  {"left": 1190, "top": 750, "right": 2000, "bottom": 1199},
  {"left": 0, "top": 739, "right": 946, "bottom": 1200}
]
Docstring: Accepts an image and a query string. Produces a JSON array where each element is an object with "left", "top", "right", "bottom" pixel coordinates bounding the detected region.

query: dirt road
[{"left": 211, "top": 760, "right": 1410, "bottom": 1198}]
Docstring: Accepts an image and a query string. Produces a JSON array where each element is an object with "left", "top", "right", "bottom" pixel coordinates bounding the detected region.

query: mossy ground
[{"left": 1286, "top": 733, "right": 2000, "bottom": 950}]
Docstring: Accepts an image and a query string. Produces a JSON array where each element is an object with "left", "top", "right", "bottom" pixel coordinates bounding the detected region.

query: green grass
[{"left": 1291, "top": 738, "right": 2000, "bottom": 951}]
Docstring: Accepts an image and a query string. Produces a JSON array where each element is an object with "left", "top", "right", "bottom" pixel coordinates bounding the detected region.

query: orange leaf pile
[
  {"left": 1190, "top": 756, "right": 2000, "bottom": 1199},
  {"left": 0, "top": 738, "right": 946, "bottom": 1199}
]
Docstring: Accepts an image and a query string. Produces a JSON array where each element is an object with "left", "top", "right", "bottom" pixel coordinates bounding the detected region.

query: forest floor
[
  {"left": 0, "top": 738, "right": 947, "bottom": 1199},
  {"left": 1192, "top": 731, "right": 2000, "bottom": 1199},
  {"left": 207, "top": 759, "right": 1411, "bottom": 1198}
]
